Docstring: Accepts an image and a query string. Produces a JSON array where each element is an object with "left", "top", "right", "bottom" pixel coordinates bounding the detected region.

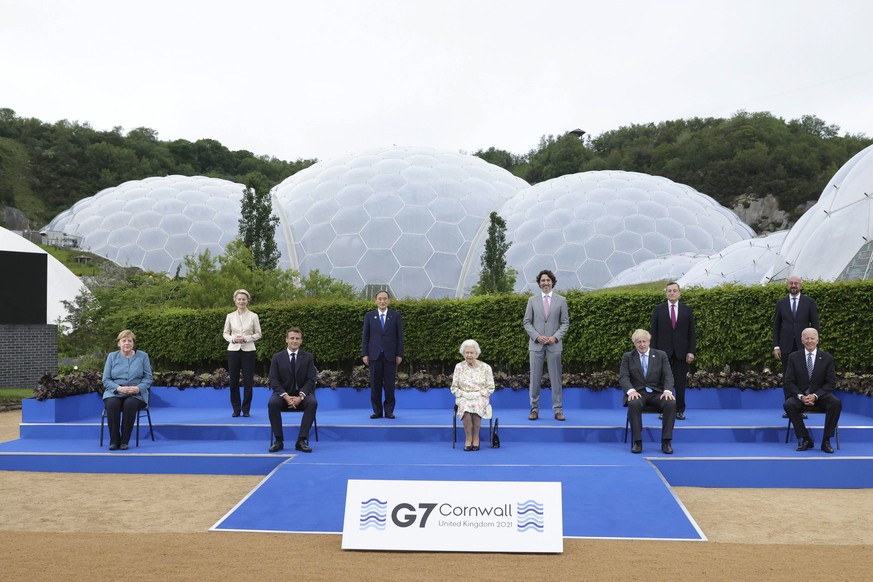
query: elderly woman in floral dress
[{"left": 451, "top": 339, "right": 495, "bottom": 451}]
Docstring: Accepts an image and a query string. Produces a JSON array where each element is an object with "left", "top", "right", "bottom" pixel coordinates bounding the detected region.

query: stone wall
[{"left": 0, "top": 324, "right": 57, "bottom": 388}]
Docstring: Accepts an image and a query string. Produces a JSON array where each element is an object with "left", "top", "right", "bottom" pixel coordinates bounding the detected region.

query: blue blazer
[
  {"left": 773, "top": 295, "right": 819, "bottom": 353},
  {"left": 361, "top": 308, "right": 404, "bottom": 360},
  {"left": 268, "top": 349, "right": 317, "bottom": 397}
]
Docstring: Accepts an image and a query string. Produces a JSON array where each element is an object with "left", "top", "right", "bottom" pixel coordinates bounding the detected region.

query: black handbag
[{"left": 491, "top": 418, "right": 500, "bottom": 448}]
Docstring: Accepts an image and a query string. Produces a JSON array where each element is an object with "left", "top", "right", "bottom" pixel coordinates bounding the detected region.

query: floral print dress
[{"left": 451, "top": 360, "right": 495, "bottom": 419}]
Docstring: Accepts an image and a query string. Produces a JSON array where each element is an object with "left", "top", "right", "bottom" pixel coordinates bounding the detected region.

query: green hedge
[{"left": 124, "top": 280, "right": 873, "bottom": 373}]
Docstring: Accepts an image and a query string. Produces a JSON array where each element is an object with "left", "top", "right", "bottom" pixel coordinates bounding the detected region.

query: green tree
[
  {"left": 471, "top": 212, "right": 516, "bottom": 295},
  {"left": 238, "top": 172, "right": 280, "bottom": 270}
]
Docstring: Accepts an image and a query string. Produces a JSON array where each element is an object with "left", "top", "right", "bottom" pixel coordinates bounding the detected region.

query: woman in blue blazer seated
[{"left": 102, "top": 329, "right": 152, "bottom": 450}]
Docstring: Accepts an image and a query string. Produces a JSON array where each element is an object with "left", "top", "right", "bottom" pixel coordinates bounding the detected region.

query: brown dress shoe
[
  {"left": 554, "top": 412, "right": 565, "bottom": 421},
  {"left": 528, "top": 410, "right": 539, "bottom": 421}
]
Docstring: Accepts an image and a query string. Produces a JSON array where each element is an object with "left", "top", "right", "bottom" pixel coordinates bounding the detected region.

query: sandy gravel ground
[{"left": 1, "top": 410, "right": 870, "bottom": 581}]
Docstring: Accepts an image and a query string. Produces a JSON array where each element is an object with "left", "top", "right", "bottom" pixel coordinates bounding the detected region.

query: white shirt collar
[{"left": 286, "top": 349, "right": 297, "bottom": 356}]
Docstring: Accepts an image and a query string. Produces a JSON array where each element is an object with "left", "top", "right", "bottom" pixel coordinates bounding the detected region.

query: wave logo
[
  {"left": 516, "top": 500, "right": 544, "bottom": 533},
  {"left": 359, "top": 498, "right": 387, "bottom": 531}
]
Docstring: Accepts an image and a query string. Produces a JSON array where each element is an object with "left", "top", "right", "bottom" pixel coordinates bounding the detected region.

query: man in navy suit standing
[
  {"left": 267, "top": 327, "right": 318, "bottom": 453},
  {"left": 774, "top": 275, "right": 820, "bottom": 404},
  {"left": 619, "top": 329, "right": 676, "bottom": 454},
  {"left": 783, "top": 328, "right": 841, "bottom": 454},
  {"left": 650, "top": 282, "right": 696, "bottom": 420},
  {"left": 362, "top": 290, "right": 404, "bottom": 419}
]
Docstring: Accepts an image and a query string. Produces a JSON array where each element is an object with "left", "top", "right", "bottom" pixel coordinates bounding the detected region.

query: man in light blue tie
[
  {"left": 619, "top": 329, "right": 676, "bottom": 454},
  {"left": 362, "top": 290, "right": 404, "bottom": 419}
]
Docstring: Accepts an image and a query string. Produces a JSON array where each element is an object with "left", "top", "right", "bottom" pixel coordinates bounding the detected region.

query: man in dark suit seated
[
  {"left": 619, "top": 329, "right": 676, "bottom": 455},
  {"left": 267, "top": 327, "right": 318, "bottom": 453},
  {"left": 783, "top": 327, "right": 841, "bottom": 454}
]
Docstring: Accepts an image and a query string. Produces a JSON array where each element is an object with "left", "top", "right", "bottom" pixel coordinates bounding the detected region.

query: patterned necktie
[
  {"left": 670, "top": 303, "right": 677, "bottom": 329},
  {"left": 380, "top": 313, "right": 385, "bottom": 328},
  {"left": 807, "top": 352, "right": 813, "bottom": 378},
  {"left": 641, "top": 354, "right": 652, "bottom": 392},
  {"left": 543, "top": 295, "right": 550, "bottom": 317},
  {"left": 792, "top": 297, "right": 797, "bottom": 316}
]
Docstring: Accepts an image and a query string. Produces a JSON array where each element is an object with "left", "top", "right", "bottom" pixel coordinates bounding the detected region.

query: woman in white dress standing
[
  {"left": 450, "top": 339, "right": 495, "bottom": 451},
  {"left": 223, "top": 289, "right": 262, "bottom": 417}
]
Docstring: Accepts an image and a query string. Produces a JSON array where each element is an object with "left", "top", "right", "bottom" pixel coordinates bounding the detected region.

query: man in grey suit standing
[
  {"left": 523, "top": 269, "right": 570, "bottom": 421},
  {"left": 619, "top": 329, "right": 676, "bottom": 454}
]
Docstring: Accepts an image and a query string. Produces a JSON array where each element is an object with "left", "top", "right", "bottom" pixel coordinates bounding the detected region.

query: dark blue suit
[
  {"left": 773, "top": 294, "right": 819, "bottom": 399},
  {"left": 650, "top": 301, "right": 696, "bottom": 414},
  {"left": 783, "top": 349, "right": 841, "bottom": 443},
  {"left": 362, "top": 308, "right": 404, "bottom": 416},
  {"left": 267, "top": 348, "right": 318, "bottom": 443}
]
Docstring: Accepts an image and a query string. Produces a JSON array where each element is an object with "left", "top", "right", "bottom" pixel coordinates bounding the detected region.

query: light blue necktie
[
  {"left": 380, "top": 313, "right": 385, "bottom": 329},
  {"left": 642, "top": 354, "right": 652, "bottom": 392}
]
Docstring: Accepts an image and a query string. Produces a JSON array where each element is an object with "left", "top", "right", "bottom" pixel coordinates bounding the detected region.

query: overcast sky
[{"left": 3, "top": 0, "right": 872, "bottom": 163}]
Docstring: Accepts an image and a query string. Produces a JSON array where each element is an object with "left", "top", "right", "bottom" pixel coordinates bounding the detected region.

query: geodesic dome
[
  {"left": 677, "top": 231, "right": 787, "bottom": 288},
  {"left": 271, "top": 146, "right": 529, "bottom": 298},
  {"left": 480, "top": 171, "right": 756, "bottom": 293},
  {"left": 603, "top": 253, "right": 704, "bottom": 288},
  {"left": 42, "top": 175, "right": 278, "bottom": 274},
  {"left": 766, "top": 144, "right": 873, "bottom": 282}
]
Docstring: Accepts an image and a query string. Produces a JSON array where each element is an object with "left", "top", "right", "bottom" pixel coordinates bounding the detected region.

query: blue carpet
[{"left": 211, "top": 442, "right": 705, "bottom": 540}]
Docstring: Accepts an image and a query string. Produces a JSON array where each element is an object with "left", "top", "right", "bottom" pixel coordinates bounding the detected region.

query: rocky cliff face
[
  {"left": 1, "top": 207, "right": 30, "bottom": 230},
  {"left": 731, "top": 194, "right": 815, "bottom": 234}
]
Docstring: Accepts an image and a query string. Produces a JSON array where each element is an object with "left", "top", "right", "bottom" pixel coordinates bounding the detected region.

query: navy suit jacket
[
  {"left": 783, "top": 349, "right": 836, "bottom": 400},
  {"left": 650, "top": 301, "right": 696, "bottom": 359},
  {"left": 619, "top": 348, "right": 674, "bottom": 406},
  {"left": 268, "top": 349, "right": 317, "bottom": 397},
  {"left": 362, "top": 308, "right": 404, "bottom": 360},
  {"left": 773, "top": 294, "right": 819, "bottom": 353}
]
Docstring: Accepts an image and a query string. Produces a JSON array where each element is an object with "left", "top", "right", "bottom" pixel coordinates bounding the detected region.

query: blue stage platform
[{"left": 2, "top": 386, "right": 872, "bottom": 540}]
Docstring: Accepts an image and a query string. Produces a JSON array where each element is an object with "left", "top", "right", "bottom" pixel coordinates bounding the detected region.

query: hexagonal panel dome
[
  {"left": 603, "top": 253, "right": 704, "bottom": 288},
  {"left": 271, "top": 146, "right": 529, "bottom": 298},
  {"left": 43, "top": 175, "right": 292, "bottom": 274},
  {"left": 471, "top": 171, "right": 755, "bottom": 293}
]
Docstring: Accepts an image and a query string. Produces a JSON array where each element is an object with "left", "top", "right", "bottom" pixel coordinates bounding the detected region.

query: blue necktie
[
  {"left": 792, "top": 297, "right": 797, "bottom": 316},
  {"left": 642, "top": 355, "right": 652, "bottom": 392},
  {"left": 380, "top": 313, "right": 385, "bottom": 329},
  {"left": 807, "top": 352, "right": 813, "bottom": 379}
]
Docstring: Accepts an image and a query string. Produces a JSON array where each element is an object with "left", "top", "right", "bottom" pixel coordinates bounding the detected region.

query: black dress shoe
[
  {"left": 232, "top": 411, "right": 240, "bottom": 418},
  {"left": 782, "top": 412, "right": 789, "bottom": 418},
  {"left": 268, "top": 441, "right": 284, "bottom": 452},
  {"left": 243, "top": 412, "right": 250, "bottom": 417},
  {"left": 120, "top": 443, "right": 129, "bottom": 450},
  {"left": 631, "top": 441, "right": 642, "bottom": 454},
  {"left": 471, "top": 445, "right": 480, "bottom": 451},
  {"left": 796, "top": 439, "right": 814, "bottom": 451},
  {"left": 295, "top": 440, "right": 313, "bottom": 453},
  {"left": 676, "top": 412, "right": 686, "bottom": 420},
  {"left": 659, "top": 413, "right": 664, "bottom": 420},
  {"left": 108, "top": 443, "right": 119, "bottom": 451},
  {"left": 821, "top": 440, "right": 834, "bottom": 454},
  {"left": 661, "top": 440, "right": 673, "bottom": 454},
  {"left": 370, "top": 413, "right": 383, "bottom": 419},
  {"left": 802, "top": 413, "right": 808, "bottom": 419},
  {"left": 463, "top": 445, "right": 472, "bottom": 451},
  {"left": 385, "top": 413, "right": 396, "bottom": 419}
]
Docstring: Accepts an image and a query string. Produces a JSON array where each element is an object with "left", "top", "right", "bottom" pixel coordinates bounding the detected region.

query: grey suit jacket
[
  {"left": 523, "top": 292, "right": 570, "bottom": 352},
  {"left": 619, "top": 348, "right": 674, "bottom": 405}
]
